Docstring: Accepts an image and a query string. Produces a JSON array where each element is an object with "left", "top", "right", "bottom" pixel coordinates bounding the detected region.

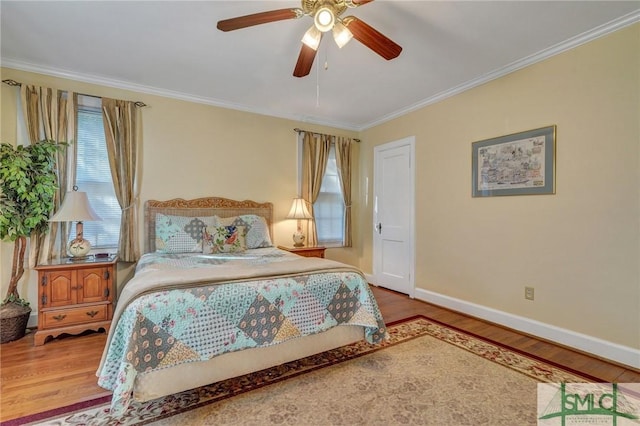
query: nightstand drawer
[{"left": 41, "top": 304, "right": 108, "bottom": 328}]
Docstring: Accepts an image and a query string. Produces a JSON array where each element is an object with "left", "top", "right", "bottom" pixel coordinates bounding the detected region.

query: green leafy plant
[
  {"left": 0, "top": 140, "right": 65, "bottom": 305},
  {"left": 3, "top": 294, "right": 30, "bottom": 308}
]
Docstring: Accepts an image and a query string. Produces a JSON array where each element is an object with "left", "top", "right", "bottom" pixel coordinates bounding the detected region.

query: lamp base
[
  {"left": 68, "top": 238, "right": 92, "bottom": 258},
  {"left": 292, "top": 231, "right": 306, "bottom": 248}
]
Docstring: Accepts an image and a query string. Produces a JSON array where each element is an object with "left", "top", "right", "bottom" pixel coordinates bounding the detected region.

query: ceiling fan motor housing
[{"left": 302, "top": 0, "right": 349, "bottom": 23}]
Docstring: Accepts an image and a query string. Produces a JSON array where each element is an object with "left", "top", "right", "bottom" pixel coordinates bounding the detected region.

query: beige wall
[
  {"left": 1, "top": 23, "right": 638, "bottom": 353},
  {"left": 0, "top": 67, "right": 359, "bottom": 306},
  {"left": 359, "top": 24, "right": 640, "bottom": 349}
]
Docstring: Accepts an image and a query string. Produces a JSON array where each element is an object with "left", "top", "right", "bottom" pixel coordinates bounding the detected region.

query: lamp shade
[
  {"left": 302, "top": 25, "right": 322, "bottom": 51},
  {"left": 49, "top": 190, "right": 101, "bottom": 222},
  {"left": 332, "top": 21, "right": 353, "bottom": 48},
  {"left": 286, "top": 198, "right": 313, "bottom": 220},
  {"left": 314, "top": 7, "right": 335, "bottom": 32}
]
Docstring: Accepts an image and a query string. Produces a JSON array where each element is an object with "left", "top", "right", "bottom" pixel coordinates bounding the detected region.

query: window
[
  {"left": 314, "top": 144, "right": 344, "bottom": 247},
  {"left": 74, "top": 97, "right": 121, "bottom": 249}
]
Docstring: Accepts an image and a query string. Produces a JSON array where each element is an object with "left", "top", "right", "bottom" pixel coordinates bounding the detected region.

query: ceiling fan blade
[
  {"left": 217, "top": 8, "right": 301, "bottom": 32},
  {"left": 293, "top": 43, "right": 318, "bottom": 78},
  {"left": 348, "top": 0, "right": 374, "bottom": 6},
  {"left": 342, "top": 16, "right": 402, "bottom": 60}
]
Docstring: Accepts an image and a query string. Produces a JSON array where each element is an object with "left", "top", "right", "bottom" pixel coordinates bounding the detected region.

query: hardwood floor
[{"left": 1, "top": 285, "right": 638, "bottom": 422}]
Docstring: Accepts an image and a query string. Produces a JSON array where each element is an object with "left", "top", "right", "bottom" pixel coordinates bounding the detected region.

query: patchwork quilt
[{"left": 97, "top": 248, "right": 387, "bottom": 416}]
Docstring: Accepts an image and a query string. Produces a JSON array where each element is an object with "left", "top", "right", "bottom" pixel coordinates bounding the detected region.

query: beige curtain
[
  {"left": 20, "top": 85, "right": 76, "bottom": 265},
  {"left": 301, "top": 132, "right": 331, "bottom": 247},
  {"left": 334, "top": 136, "right": 353, "bottom": 247},
  {"left": 102, "top": 98, "right": 140, "bottom": 262}
]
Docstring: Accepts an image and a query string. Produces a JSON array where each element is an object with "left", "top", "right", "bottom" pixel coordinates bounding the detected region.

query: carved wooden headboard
[{"left": 144, "top": 197, "right": 274, "bottom": 253}]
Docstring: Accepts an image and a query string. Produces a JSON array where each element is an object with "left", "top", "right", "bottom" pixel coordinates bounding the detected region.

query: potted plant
[{"left": 0, "top": 140, "right": 64, "bottom": 343}]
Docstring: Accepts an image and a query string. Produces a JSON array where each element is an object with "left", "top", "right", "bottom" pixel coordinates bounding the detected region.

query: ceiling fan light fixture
[
  {"left": 302, "top": 25, "right": 322, "bottom": 50},
  {"left": 332, "top": 21, "right": 353, "bottom": 48},
  {"left": 314, "top": 7, "right": 335, "bottom": 32}
]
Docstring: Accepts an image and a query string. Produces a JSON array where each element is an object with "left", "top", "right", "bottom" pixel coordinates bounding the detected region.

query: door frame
[{"left": 372, "top": 136, "right": 416, "bottom": 298}]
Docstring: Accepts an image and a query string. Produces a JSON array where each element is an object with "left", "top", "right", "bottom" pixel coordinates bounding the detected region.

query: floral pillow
[
  {"left": 216, "top": 214, "right": 272, "bottom": 249},
  {"left": 155, "top": 213, "right": 218, "bottom": 253},
  {"left": 203, "top": 225, "right": 246, "bottom": 254}
]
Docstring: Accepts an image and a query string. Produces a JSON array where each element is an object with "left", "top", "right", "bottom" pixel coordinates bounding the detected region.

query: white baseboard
[{"left": 414, "top": 288, "right": 640, "bottom": 369}]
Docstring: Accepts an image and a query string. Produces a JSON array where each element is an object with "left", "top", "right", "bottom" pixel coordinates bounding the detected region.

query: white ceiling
[{"left": 2, "top": 1, "right": 639, "bottom": 131}]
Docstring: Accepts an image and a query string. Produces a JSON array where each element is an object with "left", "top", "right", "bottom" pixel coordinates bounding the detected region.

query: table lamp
[
  {"left": 49, "top": 186, "right": 101, "bottom": 259},
  {"left": 286, "top": 198, "right": 313, "bottom": 247}
]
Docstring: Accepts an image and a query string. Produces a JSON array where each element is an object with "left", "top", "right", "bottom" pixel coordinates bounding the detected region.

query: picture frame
[{"left": 471, "top": 125, "right": 556, "bottom": 197}]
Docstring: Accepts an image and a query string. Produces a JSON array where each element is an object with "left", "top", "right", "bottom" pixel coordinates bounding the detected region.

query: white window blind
[
  {"left": 314, "top": 145, "right": 345, "bottom": 247},
  {"left": 75, "top": 100, "right": 121, "bottom": 249}
]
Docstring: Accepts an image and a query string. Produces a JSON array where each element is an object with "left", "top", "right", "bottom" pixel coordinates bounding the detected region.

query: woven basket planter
[{"left": 0, "top": 302, "right": 31, "bottom": 344}]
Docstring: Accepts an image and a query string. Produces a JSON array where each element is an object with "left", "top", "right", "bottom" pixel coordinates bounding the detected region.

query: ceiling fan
[{"left": 217, "top": 0, "right": 402, "bottom": 78}]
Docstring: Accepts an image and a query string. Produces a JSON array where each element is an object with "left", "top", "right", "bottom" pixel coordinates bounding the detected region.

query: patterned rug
[{"left": 12, "top": 315, "right": 593, "bottom": 426}]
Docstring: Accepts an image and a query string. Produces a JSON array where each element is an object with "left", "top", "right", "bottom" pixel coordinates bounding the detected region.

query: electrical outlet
[{"left": 525, "top": 286, "right": 535, "bottom": 301}]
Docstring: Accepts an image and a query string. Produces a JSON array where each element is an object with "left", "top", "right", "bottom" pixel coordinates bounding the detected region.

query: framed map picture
[{"left": 471, "top": 125, "right": 556, "bottom": 197}]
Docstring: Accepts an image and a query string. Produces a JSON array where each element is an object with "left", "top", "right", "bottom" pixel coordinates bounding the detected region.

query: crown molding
[
  {"left": 0, "top": 58, "right": 362, "bottom": 131},
  {"left": 3, "top": 9, "right": 638, "bottom": 133},
  {"left": 359, "top": 9, "right": 640, "bottom": 131}
]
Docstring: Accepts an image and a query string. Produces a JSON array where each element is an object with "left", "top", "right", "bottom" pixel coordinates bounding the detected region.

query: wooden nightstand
[
  {"left": 277, "top": 245, "right": 326, "bottom": 258},
  {"left": 34, "top": 255, "right": 117, "bottom": 346}
]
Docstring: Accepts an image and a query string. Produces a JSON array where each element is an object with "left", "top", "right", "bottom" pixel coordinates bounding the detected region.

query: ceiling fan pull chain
[{"left": 324, "top": 45, "right": 329, "bottom": 70}]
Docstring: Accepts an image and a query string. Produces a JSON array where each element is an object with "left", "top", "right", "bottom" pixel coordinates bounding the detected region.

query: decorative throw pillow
[
  {"left": 216, "top": 214, "right": 273, "bottom": 249},
  {"left": 203, "top": 225, "right": 246, "bottom": 254},
  {"left": 155, "top": 213, "right": 218, "bottom": 253}
]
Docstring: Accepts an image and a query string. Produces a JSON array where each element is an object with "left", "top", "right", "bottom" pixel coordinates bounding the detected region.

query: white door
[{"left": 373, "top": 137, "right": 415, "bottom": 296}]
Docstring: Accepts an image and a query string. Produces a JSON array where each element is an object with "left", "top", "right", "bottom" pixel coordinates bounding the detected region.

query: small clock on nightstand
[{"left": 277, "top": 245, "right": 326, "bottom": 258}]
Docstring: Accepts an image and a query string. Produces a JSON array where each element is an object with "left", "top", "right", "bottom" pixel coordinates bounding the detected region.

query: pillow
[
  {"left": 216, "top": 214, "right": 273, "bottom": 249},
  {"left": 203, "top": 225, "right": 246, "bottom": 254},
  {"left": 155, "top": 213, "right": 218, "bottom": 253}
]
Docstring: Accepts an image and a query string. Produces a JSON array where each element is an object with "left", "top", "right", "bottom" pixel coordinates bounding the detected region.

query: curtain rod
[
  {"left": 293, "top": 128, "right": 360, "bottom": 143},
  {"left": 2, "top": 79, "right": 148, "bottom": 107}
]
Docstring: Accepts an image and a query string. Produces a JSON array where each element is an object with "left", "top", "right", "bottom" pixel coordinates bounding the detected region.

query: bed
[{"left": 96, "top": 197, "right": 387, "bottom": 416}]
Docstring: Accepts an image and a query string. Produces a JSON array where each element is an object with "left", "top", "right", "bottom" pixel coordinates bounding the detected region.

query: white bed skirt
[{"left": 133, "top": 324, "right": 365, "bottom": 402}]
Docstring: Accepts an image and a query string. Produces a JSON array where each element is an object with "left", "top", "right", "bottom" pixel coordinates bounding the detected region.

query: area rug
[{"left": 11, "top": 315, "right": 593, "bottom": 426}]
